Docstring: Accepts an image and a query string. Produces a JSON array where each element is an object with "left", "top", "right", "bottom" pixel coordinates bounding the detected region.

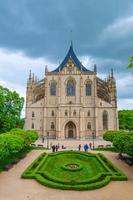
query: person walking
[
  {"left": 52, "top": 145, "right": 56, "bottom": 152},
  {"left": 78, "top": 144, "right": 81, "bottom": 151},
  {"left": 55, "top": 145, "right": 58, "bottom": 152},
  {"left": 89, "top": 142, "right": 92, "bottom": 150}
]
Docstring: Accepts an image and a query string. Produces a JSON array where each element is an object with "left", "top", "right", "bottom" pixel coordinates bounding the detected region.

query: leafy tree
[
  {"left": 128, "top": 55, "right": 133, "bottom": 68},
  {"left": 26, "top": 130, "right": 39, "bottom": 143},
  {"left": 103, "top": 130, "right": 126, "bottom": 142},
  {"left": 0, "top": 86, "right": 24, "bottom": 133},
  {"left": 118, "top": 110, "right": 133, "bottom": 131},
  {"left": 0, "top": 133, "right": 25, "bottom": 162},
  {"left": 113, "top": 133, "right": 133, "bottom": 158}
]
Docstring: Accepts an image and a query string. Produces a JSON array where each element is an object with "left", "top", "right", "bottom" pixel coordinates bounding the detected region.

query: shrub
[
  {"left": 103, "top": 130, "right": 126, "bottom": 142},
  {"left": 113, "top": 133, "right": 133, "bottom": 157},
  {"left": 0, "top": 133, "right": 25, "bottom": 162},
  {"left": 26, "top": 130, "right": 39, "bottom": 143},
  {"left": 9, "top": 128, "right": 31, "bottom": 146}
]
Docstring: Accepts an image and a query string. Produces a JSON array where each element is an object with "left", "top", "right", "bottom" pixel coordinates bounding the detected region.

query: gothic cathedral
[{"left": 25, "top": 44, "right": 118, "bottom": 139}]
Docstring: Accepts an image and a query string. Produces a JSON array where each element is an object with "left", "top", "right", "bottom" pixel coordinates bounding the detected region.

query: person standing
[
  {"left": 52, "top": 145, "right": 56, "bottom": 152},
  {"left": 55, "top": 145, "right": 58, "bottom": 152},
  {"left": 89, "top": 142, "right": 92, "bottom": 150},
  {"left": 78, "top": 144, "right": 81, "bottom": 151}
]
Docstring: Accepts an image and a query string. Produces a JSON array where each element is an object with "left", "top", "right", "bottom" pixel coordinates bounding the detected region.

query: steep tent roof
[{"left": 51, "top": 44, "right": 91, "bottom": 72}]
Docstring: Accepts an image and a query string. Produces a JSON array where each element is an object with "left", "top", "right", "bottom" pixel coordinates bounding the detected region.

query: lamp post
[
  {"left": 47, "top": 132, "right": 49, "bottom": 149},
  {"left": 92, "top": 132, "right": 96, "bottom": 150}
]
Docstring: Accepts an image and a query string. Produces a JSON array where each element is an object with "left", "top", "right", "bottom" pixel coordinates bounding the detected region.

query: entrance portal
[{"left": 65, "top": 121, "right": 76, "bottom": 139}]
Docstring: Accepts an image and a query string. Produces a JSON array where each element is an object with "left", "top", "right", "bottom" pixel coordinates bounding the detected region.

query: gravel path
[{"left": 0, "top": 149, "right": 133, "bottom": 200}]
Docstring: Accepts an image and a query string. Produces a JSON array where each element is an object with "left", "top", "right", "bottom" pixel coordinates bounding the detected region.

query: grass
[{"left": 22, "top": 151, "right": 127, "bottom": 190}]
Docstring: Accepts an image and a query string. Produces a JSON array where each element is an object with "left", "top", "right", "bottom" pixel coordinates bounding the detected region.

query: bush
[
  {"left": 113, "top": 133, "right": 133, "bottom": 158},
  {"left": 26, "top": 130, "right": 39, "bottom": 143},
  {"left": 103, "top": 130, "right": 126, "bottom": 142},
  {"left": 0, "top": 133, "right": 25, "bottom": 162}
]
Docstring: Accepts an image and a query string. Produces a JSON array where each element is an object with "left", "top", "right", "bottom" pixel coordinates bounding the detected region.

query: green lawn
[{"left": 22, "top": 151, "right": 127, "bottom": 190}]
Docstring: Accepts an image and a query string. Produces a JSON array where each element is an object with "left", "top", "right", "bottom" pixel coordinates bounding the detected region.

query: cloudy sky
[{"left": 0, "top": 0, "right": 133, "bottom": 115}]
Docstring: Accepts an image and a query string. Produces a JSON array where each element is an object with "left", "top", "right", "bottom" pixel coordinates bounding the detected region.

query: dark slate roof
[{"left": 51, "top": 44, "right": 91, "bottom": 72}]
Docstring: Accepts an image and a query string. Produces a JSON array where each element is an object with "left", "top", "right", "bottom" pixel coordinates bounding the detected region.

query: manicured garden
[{"left": 22, "top": 151, "right": 127, "bottom": 190}]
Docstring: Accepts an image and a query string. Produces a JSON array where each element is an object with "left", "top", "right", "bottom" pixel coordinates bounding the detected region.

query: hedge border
[{"left": 22, "top": 151, "right": 127, "bottom": 190}]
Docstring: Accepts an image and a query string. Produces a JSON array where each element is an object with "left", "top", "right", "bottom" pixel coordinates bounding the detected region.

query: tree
[
  {"left": 128, "top": 55, "right": 133, "bottom": 68},
  {"left": 118, "top": 110, "right": 133, "bottom": 131},
  {"left": 0, "top": 86, "right": 24, "bottom": 133},
  {"left": 103, "top": 130, "right": 126, "bottom": 142},
  {"left": 113, "top": 133, "right": 133, "bottom": 158}
]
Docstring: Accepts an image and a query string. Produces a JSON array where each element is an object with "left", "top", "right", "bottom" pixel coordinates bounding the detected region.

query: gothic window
[
  {"left": 73, "top": 110, "right": 76, "bottom": 116},
  {"left": 103, "top": 111, "right": 108, "bottom": 130},
  {"left": 50, "top": 80, "right": 56, "bottom": 96},
  {"left": 67, "top": 79, "right": 75, "bottom": 96},
  {"left": 87, "top": 110, "right": 90, "bottom": 116},
  {"left": 32, "top": 111, "right": 35, "bottom": 117},
  {"left": 87, "top": 122, "right": 91, "bottom": 130},
  {"left": 51, "top": 122, "right": 55, "bottom": 129},
  {"left": 65, "top": 110, "right": 68, "bottom": 116},
  {"left": 51, "top": 110, "right": 54, "bottom": 116},
  {"left": 86, "top": 82, "right": 92, "bottom": 96},
  {"left": 32, "top": 123, "right": 34, "bottom": 129}
]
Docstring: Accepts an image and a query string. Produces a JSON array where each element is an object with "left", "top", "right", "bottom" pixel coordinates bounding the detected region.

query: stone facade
[{"left": 24, "top": 45, "right": 118, "bottom": 139}]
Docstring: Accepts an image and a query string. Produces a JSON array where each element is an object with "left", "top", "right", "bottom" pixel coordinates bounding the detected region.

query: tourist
[
  {"left": 52, "top": 145, "right": 56, "bottom": 152},
  {"left": 42, "top": 135, "right": 45, "bottom": 143},
  {"left": 78, "top": 144, "right": 81, "bottom": 151},
  {"left": 55, "top": 145, "right": 58, "bottom": 152},
  {"left": 84, "top": 144, "right": 89, "bottom": 152},
  {"left": 89, "top": 142, "right": 92, "bottom": 149}
]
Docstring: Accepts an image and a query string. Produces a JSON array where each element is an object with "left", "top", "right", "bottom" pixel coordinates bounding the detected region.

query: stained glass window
[
  {"left": 103, "top": 111, "right": 108, "bottom": 130},
  {"left": 67, "top": 80, "right": 75, "bottom": 96},
  {"left": 86, "top": 83, "right": 92, "bottom": 96},
  {"left": 50, "top": 81, "right": 56, "bottom": 96}
]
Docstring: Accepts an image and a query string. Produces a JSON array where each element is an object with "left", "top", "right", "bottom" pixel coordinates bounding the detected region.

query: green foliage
[
  {"left": 128, "top": 55, "right": 133, "bottom": 68},
  {"left": 94, "top": 146, "right": 118, "bottom": 152},
  {"left": 0, "top": 128, "right": 38, "bottom": 165},
  {"left": 26, "top": 130, "right": 39, "bottom": 143},
  {"left": 113, "top": 133, "right": 133, "bottom": 157},
  {"left": 118, "top": 110, "right": 133, "bottom": 131},
  {"left": 9, "top": 128, "right": 30, "bottom": 146},
  {"left": 22, "top": 151, "right": 127, "bottom": 190},
  {"left": 0, "top": 85, "right": 24, "bottom": 133},
  {"left": 103, "top": 130, "right": 126, "bottom": 142},
  {"left": 0, "top": 133, "right": 24, "bottom": 162}
]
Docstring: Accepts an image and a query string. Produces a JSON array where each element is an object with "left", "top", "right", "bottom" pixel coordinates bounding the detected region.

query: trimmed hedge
[
  {"left": 103, "top": 130, "right": 126, "bottom": 142},
  {"left": 22, "top": 151, "right": 127, "bottom": 190}
]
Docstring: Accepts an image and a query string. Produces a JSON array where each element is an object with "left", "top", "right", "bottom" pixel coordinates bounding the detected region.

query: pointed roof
[{"left": 51, "top": 44, "right": 91, "bottom": 72}]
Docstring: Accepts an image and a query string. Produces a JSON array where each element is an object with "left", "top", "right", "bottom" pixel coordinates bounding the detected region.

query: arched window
[
  {"left": 65, "top": 110, "right": 68, "bottom": 116},
  {"left": 73, "top": 110, "right": 76, "bottom": 116},
  {"left": 51, "top": 110, "right": 54, "bottom": 116},
  {"left": 31, "top": 123, "right": 34, "bottom": 129},
  {"left": 86, "top": 82, "right": 92, "bottom": 96},
  {"left": 103, "top": 111, "right": 108, "bottom": 130},
  {"left": 51, "top": 122, "right": 55, "bottom": 129},
  {"left": 32, "top": 111, "right": 35, "bottom": 117},
  {"left": 50, "top": 80, "right": 56, "bottom": 96},
  {"left": 87, "top": 110, "right": 90, "bottom": 116},
  {"left": 67, "top": 79, "right": 75, "bottom": 96},
  {"left": 87, "top": 122, "right": 91, "bottom": 130}
]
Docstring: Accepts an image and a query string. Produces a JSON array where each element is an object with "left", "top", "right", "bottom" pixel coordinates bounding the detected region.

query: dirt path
[{"left": 0, "top": 150, "right": 133, "bottom": 200}]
